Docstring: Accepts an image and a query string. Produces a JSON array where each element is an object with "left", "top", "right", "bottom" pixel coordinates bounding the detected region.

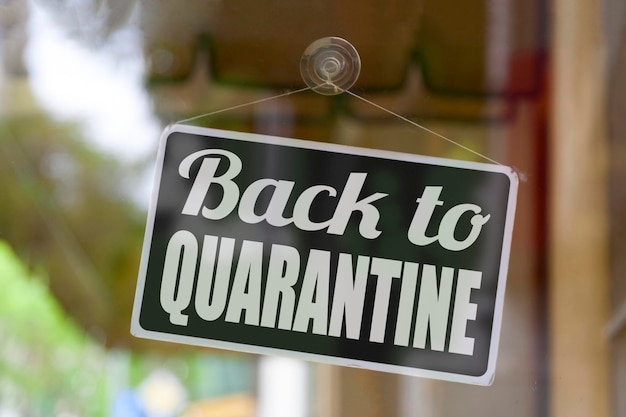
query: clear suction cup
[{"left": 300, "top": 37, "right": 361, "bottom": 96}]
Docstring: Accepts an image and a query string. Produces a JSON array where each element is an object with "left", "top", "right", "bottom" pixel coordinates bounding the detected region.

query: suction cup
[{"left": 300, "top": 37, "right": 361, "bottom": 96}]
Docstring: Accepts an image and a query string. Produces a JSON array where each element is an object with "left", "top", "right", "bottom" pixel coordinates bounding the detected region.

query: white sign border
[{"left": 131, "top": 124, "right": 519, "bottom": 386}]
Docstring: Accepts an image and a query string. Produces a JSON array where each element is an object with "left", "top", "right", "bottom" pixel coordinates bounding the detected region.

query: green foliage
[
  {"left": 0, "top": 115, "right": 147, "bottom": 346},
  {"left": 0, "top": 240, "right": 108, "bottom": 416}
]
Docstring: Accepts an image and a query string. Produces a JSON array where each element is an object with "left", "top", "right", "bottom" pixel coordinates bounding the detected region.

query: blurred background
[{"left": 0, "top": 0, "right": 624, "bottom": 416}]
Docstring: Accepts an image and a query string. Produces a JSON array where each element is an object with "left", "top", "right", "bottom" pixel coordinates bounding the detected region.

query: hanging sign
[{"left": 131, "top": 124, "right": 518, "bottom": 385}]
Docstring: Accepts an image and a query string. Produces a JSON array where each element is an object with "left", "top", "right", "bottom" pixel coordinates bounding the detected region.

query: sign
[{"left": 131, "top": 124, "right": 518, "bottom": 385}]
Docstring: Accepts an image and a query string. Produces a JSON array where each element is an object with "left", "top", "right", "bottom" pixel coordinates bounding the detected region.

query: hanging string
[
  {"left": 176, "top": 81, "right": 511, "bottom": 169},
  {"left": 342, "top": 90, "right": 503, "bottom": 166},
  {"left": 176, "top": 86, "right": 312, "bottom": 125}
]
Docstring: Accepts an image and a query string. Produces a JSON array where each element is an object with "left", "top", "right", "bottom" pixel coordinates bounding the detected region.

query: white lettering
[
  {"left": 439, "top": 206, "right": 491, "bottom": 251},
  {"left": 224, "top": 241, "right": 263, "bottom": 325},
  {"left": 292, "top": 185, "right": 337, "bottom": 231},
  {"left": 180, "top": 150, "right": 242, "bottom": 219},
  {"left": 413, "top": 265, "right": 454, "bottom": 351},
  {"left": 449, "top": 269, "right": 482, "bottom": 355},
  {"left": 160, "top": 230, "right": 197, "bottom": 326},
  {"left": 292, "top": 250, "right": 330, "bottom": 335},
  {"left": 261, "top": 244, "right": 300, "bottom": 329},
  {"left": 156, "top": 232, "right": 487, "bottom": 355},
  {"left": 394, "top": 262, "right": 419, "bottom": 346},
  {"left": 369, "top": 258, "right": 402, "bottom": 343},
  {"left": 327, "top": 173, "right": 387, "bottom": 239},
  {"left": 179, "top": 153, "right": 388, "bottom": 240},
  {"left": 408, "top": 186, "right": 490, "bottom": 251},
  {"left": 407, "top": 186, "right": 444, "bottom": 246},
  {"left": 328, "top": 254, "right": 370, "bottom": 339},
  {"left": 195, "top": 236, "right": 235, "bottom": 321},
  {"left": 238, "top": 179, "right": 295, "bottom": 226}
]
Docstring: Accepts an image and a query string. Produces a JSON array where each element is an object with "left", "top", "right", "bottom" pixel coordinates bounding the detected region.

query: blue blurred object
[{"left": 110, "top": 390, "right": 146, "bottom": 417}]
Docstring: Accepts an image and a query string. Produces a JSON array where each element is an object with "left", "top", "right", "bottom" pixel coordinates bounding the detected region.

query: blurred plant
[
  {"left": 0, "top": 240, "right": 109, "bottom": 416},
  {"left": 0, "top": 115, "right": 147, "bottom": 348}
]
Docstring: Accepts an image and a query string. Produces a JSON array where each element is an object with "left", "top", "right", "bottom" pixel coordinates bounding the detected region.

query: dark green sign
[{"left": 131, "top": 124, "right": 518, "bottom": 385}]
